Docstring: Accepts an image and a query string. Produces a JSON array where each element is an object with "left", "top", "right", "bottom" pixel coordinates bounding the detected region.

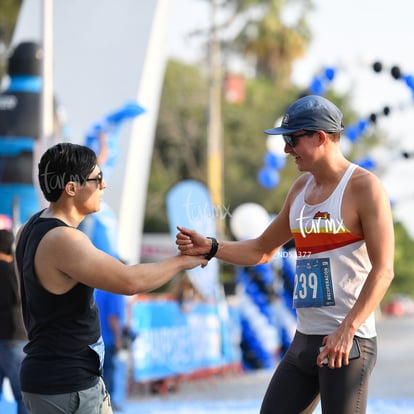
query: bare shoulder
[
  {"left": 347, "top": 166, "right": 392, "bottom": 219},
  {"left": 35, "top": 225, "right": 114, "bottom": 293},
  {"left": 39, "top": 225, "right": 92, "bottom": 253},
  {"left": 36, "top": 226, "right": 96, "bottom": 277},
  {"left": 349, "top": 166, "right": 388, "bottom": 198},
  {"left": 287, "top": 173, "right": 312, "bottom": 201},
  {"left": 343, "top": 166, "right": 392, "bottom": 236}
]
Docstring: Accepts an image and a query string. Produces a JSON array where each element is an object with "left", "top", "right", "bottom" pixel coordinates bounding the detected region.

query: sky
[{"left": 167, "top": 0, "right": 414, "bottom": 236}]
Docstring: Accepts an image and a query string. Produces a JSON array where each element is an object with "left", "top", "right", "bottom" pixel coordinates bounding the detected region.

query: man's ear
[
  {"left": 65, "top": 181, "right": 77, "bottom": 196},
  {"left": 316, "top": 130, "right": 328, "bottom": 146}
]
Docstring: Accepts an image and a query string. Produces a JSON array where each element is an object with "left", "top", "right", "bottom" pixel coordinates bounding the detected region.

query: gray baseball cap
[{"left": 264, "top": 95, "right": 344, "bottom": 135}]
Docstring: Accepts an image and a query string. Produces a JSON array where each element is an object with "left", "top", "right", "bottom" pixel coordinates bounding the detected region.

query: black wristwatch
[{"left": 204, "top": 237, "right": 219, "bottom": 260}]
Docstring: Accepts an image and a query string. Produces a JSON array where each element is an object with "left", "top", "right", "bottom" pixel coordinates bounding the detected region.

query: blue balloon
[
  {"left": 403, "top": 74, "right": 414, "bottom": 90},
  {"left": 357, "top": 119, "right": 368, "bottom": 133},
  {"left": 324, "top": 67, "right": 336, "bottom": 82},
  {"left": 264, "top": 152, "right": 286, "bottom": 170},
  {"left": 345, "top": 126, "right": 359, "bottom": 142},
  {"left": 106, "top": 101, "right": 145, "bottom": 124},
  {"left": 356, "top": 157, "right": 376, "bottom": 170},
  {"left": 309, "top": 77, "right": 325, "bottom": 95},
  {"left": 258, "top": 167, "right": 279, "bottom": 189},
  {"left": 246, "top": 283, "right": 259, "bottom": 296}
]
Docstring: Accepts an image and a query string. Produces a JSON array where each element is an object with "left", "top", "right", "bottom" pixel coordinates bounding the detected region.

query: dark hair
[
  {"left": 38, "top": 143, "right": 97, "bottom": 202},
  {"left": 0, "top": 229, "right": 14, "bottom": 255}
]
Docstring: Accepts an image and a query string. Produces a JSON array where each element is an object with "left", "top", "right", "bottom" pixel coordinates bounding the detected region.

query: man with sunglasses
[
  {"left": 176, "top": 95, "right": 394, "bottom": 413},
  {"left": 14, "top": 143, "right": 208, "bottom": 414}
]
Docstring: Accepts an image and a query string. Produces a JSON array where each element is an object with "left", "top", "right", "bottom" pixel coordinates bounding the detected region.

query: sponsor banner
[{"left": 130, "top": 299, "right": 240, "bottom": 381}]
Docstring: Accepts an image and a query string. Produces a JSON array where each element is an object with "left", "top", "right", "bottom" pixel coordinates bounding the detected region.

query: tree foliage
[
  {"left": 226, "top": 0, "right": 314, "bottom": 82},
  {"left": 145, "top": 59, "right": 299, "bottom": 233},
  {"left": 144, "top": 60, "right": 209, "bottom": 232},
  {"left": 0, "top": 0, "right": 22, "bottom": 79},
  {"left": 389, "top": 221, "right": 414, "bottom": 300}
]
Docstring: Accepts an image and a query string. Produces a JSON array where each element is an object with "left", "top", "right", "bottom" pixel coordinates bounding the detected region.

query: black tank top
[{"left": 15, "top": 211, "right": 102, "bottom": 394}]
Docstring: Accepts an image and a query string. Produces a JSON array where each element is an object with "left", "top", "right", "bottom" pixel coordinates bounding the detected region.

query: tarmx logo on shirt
[{"left": 296, "top": 205, "right": 346, "bottom": 238}]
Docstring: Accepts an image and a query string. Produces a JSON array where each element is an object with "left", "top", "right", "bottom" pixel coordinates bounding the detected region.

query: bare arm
[
  {"left": 176, "top": 177, "right": 309, "bottom": 266},
  {"left": 317, "top": 171, "right": 394, "bottom": 368},
  {"left": 343, "top": 175, "right": 394, "bottom": 330},
  {"left": 33, "top": 227, "right": 208, "bottom": 295},
  {"left": 176, "top": 215, "right": 291, "bottom": 266}
]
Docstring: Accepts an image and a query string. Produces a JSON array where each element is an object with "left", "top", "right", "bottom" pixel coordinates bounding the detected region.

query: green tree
[
  {"left": 390, "top": 222, "right": 414, "bottom": 300},
  {"left": 144, "top": 60, "right": 209, "bottom": 232},
  {"left": 145, "top": 59, "right": 302, "bottom": 233},
  {"left": 0, "top": 0, "right": 22, "bottom": 79},
  {"left": 226, "top": 0, "right": 314, "bottom": 83}
]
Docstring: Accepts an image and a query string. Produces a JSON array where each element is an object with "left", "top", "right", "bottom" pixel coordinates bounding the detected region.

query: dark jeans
[
  {"left": 0, "top": 339, "right": 29, "bottom": 414},
  {"left": 260, "top": 331, "right": 377, "bottom": 414}
]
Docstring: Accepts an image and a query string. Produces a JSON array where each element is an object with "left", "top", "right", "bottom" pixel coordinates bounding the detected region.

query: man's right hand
[{"left": 175, "top": 226, "right": 212, "bottom": 257}]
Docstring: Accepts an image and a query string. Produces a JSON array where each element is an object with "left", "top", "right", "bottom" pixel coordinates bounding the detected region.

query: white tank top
[{"left": 289, "top": 163, "right": 375, "bottom": 338}]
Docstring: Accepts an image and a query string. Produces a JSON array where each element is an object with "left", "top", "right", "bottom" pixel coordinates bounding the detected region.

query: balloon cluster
[
  {"left": 257, "top": 135, "right": 287, "bottom": 189},
  {"left": 345, "top": 61, "right": 414, "bottom": 145},
  {"left": 271, "top": 244, "right": 297, "bottom": 357},
  {"left": 372, "top": 61, "right": 414, "bottom": 94},
  {"left": 230, "top": 203, "right": 297, "bottom": 368},
  {"left": 343, "top": 61, "right": 414, "bottom": 170},
  {"left": 308, "top": 65, "right": 381, "bottom": 168},
  {"left": 258, "top": 61, "right": 414, "bottom": 189},
  {"left": 229, "top": 203, "right": 278, "bottom": 369},
  {"left": 237, "top": 264, "right": 280, "bottom": 370},
  {"left": 308, "top": 66, "right": 337, "bottom": 95}
]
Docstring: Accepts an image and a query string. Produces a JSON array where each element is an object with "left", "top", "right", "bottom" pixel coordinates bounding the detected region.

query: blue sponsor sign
[{"left": 130, "top": 299, "right": 236, "bottom": 381}]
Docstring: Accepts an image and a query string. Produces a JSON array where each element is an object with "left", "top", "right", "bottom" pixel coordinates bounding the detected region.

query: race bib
[{"left": 293, "top": 257, "right": 335, "bottom": 308}]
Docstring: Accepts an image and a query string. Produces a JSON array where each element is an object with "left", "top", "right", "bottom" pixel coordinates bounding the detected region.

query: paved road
[
  {"left": 370, "top": 314, "right": 414, "bottom": 398},
  {"left": 123, "top": 315, "right": 414, "bottom": 413}
]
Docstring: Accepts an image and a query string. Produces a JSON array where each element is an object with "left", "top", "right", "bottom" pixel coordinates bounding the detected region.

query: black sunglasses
[
  {"left": 86, "top": 171, "right": 104, "bottom": 187},
  {"left": 283, "top": 130, "right": 315, "bottom": 148}
]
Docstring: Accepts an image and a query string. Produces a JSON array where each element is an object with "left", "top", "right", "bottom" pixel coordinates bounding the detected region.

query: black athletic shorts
[{"left": 260, "top": 330, "right": 377, "bottom": 414}]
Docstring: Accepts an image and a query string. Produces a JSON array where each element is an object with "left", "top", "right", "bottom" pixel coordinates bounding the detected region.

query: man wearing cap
[{"left": 176, "top": 95, "right": 394, "bottom": 413}]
